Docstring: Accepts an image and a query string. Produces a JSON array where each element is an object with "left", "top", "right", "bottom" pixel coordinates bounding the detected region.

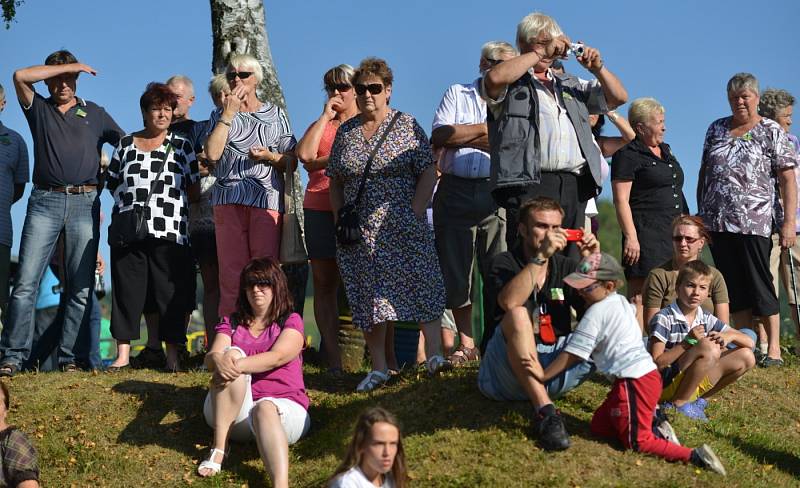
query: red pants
[
  {"left": 591, "top": 369, "right": 692, "bottom": 462},
  {"left": 214, "top": 204, "right": 281, "bottom": 317}
]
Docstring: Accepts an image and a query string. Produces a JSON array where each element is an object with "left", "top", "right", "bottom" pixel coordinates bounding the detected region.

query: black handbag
[
  {"left": 335, "top": 112, "right": 401, "bottom": 246},
  {"left": 108, "top": 141, "right": 174, "bottom": 248}
]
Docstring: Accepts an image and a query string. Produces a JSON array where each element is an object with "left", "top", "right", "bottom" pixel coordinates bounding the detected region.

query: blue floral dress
[{"left": 327, "top": 109, "right": 445, "bottom": 329}]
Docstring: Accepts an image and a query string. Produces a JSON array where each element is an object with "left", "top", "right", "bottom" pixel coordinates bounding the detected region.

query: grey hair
[
  {"left": 166, "top": 75, "right": 195, "bottom": 97},
  {"left": 516, "top": 12, "right": 563, "bottom": 51},
  {"left": 628, "top": 97, "right": 666, "bottom": 129},
  {"left": 0, "top": 83, "right": 4, "bottom": 102},
  {"left": 208, "top": 74, "right": 230, "bottom": 99},
  {"left": 758, "top": 88, "right": 795, "bottom": 120},
  {"left": 481, "top": 41, "right": 518, "bottom": 61},
  {"left": 727, "top": 72, "right": 759, "bottom": 96},
  {"left": 227, "top": 53, "right": 263, "bottom": 84}
]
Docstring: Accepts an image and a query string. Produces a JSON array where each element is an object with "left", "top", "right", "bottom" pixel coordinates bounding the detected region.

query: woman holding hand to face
[
  {"left": 204, "top": 54, "right": 298, "bottom": 319},
  {"left": 296, "top": 65, "right": 359, "bottom": 374}
]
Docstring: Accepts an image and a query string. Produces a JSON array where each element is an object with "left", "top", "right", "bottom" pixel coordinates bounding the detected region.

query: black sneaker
[
  {"left": 535, "top": 410, "right": 571, "bottom": 451},
  {"left": 130, "top": 347, "right": 166, "bottom": 369}
]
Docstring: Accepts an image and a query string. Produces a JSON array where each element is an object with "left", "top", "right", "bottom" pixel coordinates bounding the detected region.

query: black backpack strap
[{"left": 351, "top": 111, "right": 403, "bottom": 208}]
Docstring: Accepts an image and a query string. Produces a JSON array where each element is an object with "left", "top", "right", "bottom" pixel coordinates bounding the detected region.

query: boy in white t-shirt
[{"left": 528, "top": 252, "right": 726, "bottom": 474}]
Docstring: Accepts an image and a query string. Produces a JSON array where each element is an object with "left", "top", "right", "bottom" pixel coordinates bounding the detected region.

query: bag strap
[
  {"left": 283, "top": 155, "right": 296, "bottom": 215},
  {"left": 135, "top": 137, "right": 175, "bottom": 230},
  {"left": 143, "top": 137, "right": 175, "bottom": 208},
  {"left": 351, "top": 111, "right": 402, "bottom": 208}
]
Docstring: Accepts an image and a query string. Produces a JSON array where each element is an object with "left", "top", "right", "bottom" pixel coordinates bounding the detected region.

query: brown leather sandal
[{"left": 446, "top": 344, "right": 480, "bottom": 366}]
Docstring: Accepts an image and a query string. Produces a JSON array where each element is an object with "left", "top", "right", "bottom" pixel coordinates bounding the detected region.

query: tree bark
[{"left": 210, "top": 0, "right": 308, "bottom": 315}]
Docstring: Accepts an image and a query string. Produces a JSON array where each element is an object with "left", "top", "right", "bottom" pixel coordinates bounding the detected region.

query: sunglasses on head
[
  {"left": 226, "top": 71, "right": 253, "bottom": 81},
  {"left": 325, "top": 83, "right": 352, "bottom": 93},
  {"left": 672, "top": 235, "right": 699, "bottom": 244},
  {"left": 354, "top": 83, "right": 384, "bottom": 96},
  {"left": 248, "top": 278, "right": 272, "bottom": 288}
]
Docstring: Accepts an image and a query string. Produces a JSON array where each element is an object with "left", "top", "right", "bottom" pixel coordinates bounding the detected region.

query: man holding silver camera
[{"left": 482, "top": 12, "right": 628, "bottom": 251}]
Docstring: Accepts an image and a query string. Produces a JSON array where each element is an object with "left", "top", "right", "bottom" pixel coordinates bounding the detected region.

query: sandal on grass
[
  {"left": 198, "top": 448, "right": 226, "bottom": 477},
  {"left": 446, "top": 344, "right": 480, "bottom": 367},
  {"left": 356, "top": 370, "right": 390, "bottom": 393},
  {"left": 0, "top": 363, "right": 18, "bottom": 378}
]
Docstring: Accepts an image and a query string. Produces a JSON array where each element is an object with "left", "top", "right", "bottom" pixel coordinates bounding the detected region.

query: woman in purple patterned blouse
[{"left": 697, "top": 73, "right": 798, "bottom": 368}]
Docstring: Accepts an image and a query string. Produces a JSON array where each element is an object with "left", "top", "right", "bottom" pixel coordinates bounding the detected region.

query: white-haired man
[
  {"left": 167, "top": 75, "right": 196, "bottom": 133},
  {"left": 430, "top": 41, "right": 517, "bottom": 365},
  {"left": 483, "top": 12, "right": 628, "bottom": 251}
]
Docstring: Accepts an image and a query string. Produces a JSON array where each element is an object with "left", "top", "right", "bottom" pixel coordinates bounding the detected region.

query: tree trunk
[
  {"left": 210, "top": 0, "right": 308, "bottom": 316},
  {"left": 209, "top": 0, "right": 285, "bottom": 108}
]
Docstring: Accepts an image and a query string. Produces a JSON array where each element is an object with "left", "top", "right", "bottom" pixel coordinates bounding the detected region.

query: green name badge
[
  {"left": 75, "top": 108, "right": 87, "bottom": 118},
  {"left": 0, "top": 136, "right": 10, "bottom": 146}
]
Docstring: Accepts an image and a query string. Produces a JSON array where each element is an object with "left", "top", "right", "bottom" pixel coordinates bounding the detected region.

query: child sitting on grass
[
  {"left": 527, "top": 252, "right": 726, "bottom": 475},
  {"left": 648, "top": 260, "right": 756, "bottom": 421}
]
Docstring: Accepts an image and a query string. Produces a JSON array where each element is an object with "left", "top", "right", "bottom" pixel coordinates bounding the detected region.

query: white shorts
[{"left": 203, "top": 348, "right": 311, "bottom": 444}]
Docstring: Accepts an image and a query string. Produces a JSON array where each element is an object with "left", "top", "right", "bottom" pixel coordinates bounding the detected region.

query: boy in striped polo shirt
[{"left": 648, "top": 260, "right": 756, "bottom": 421}]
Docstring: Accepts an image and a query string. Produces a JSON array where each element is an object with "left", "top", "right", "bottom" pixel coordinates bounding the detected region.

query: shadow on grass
[
  {"left": 295, "top": 367, "right": 598, "bottom": 462},
  {"left": 112, "top": 380, "right": 270, "bottom": 486},
  {"left": 727, "top": 434, "right": 800, "bottom": 478}
]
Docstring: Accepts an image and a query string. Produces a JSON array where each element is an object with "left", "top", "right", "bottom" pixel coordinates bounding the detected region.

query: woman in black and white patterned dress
[
  {"left": 204, "top": 54, "right": 298, "bottom": 319},
  {"left": 106, "top": 82, "right": 199, "bottom": 371}
]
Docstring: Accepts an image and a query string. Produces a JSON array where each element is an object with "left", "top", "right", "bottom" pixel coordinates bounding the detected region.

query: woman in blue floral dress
[{"left": 327, "top": 58, "right": 447, "bottom": 392}]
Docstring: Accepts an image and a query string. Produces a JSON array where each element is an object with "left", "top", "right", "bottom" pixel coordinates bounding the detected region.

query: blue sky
[{"left": 1, "top": 0, "right": 799, "bottom": 269}]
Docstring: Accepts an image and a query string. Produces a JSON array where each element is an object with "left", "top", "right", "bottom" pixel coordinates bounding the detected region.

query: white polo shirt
[{"left": 432, "top": 78, "right": 491, "bottom": 179}]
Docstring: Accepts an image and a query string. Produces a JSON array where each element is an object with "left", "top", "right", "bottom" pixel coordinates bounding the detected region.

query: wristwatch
[{"left": 528, "top": 256, "right": 547, "bottom": 266}]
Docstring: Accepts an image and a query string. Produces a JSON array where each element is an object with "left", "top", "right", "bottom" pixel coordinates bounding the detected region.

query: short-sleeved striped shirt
[
  {"left": 208, "top": 103, "right": 297, "bottom": 211},
  {"left": 0, "top": 121, "right": 29, "bottom": 247},
  {"left": 649, "top": 302, "right": 728, "bottom": 350}
]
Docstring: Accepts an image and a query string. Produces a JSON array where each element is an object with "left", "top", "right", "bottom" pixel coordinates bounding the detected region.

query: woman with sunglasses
[
  {"left": 199, "top": 257, "right": 309, "bottom": 487},
  {"left": 295, "top": 65, "right": 359, "bottom": 374},
  {"left": 327, "top": 58, "right": 447, "bottom": 392},
  {"left": 642, "top": 215, "right": 729, "bottom": 330},
  {"left": 612, "top": 98, "right": 688, "bottom": 329},
  {"left": 204, "top": 53, "right": 298, "bottom": 319}
]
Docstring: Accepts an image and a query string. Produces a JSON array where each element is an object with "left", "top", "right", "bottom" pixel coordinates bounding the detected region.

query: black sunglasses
[
  {"left": 325, "top": 83, "right": 352, "bottom": 93},
  {"left": 226, "top": 71, "right": 253, "bottom": 81},
  {"left": 248, "top": 278, "right": 272, "bottom": 288},
  {"left": 354, "top": 83, "right": 384, "bottom": 96}
]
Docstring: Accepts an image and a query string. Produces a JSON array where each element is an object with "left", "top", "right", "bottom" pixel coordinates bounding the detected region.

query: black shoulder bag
[
  {"left": 108, "top": 140, "right": 175, "bottom": 248},
  {"left": 335, "top": 111, "right": 401, "bottom": 246}
]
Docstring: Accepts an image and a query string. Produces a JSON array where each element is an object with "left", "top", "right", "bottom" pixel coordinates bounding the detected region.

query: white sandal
[{"left": 198, "top": 448, "right": 226, "bottom": 477}]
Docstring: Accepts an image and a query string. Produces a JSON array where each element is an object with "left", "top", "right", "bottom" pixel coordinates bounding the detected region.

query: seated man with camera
[{"left": 478, "top": 197, "right": 599, "bottom": 451}]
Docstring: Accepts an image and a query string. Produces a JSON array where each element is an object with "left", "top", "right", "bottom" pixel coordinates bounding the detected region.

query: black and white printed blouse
[{"left": 106, "top": 132, "right": 199, "bottom": 245}]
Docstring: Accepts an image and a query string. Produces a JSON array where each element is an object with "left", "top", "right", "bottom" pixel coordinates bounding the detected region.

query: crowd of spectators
[{"left": 0, "top": 9, "right": 797, "bottom": 485}]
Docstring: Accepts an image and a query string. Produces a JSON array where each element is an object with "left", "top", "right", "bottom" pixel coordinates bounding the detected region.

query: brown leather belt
[{"left": 35, "top": 184, "right": 98, "bottom": 194}]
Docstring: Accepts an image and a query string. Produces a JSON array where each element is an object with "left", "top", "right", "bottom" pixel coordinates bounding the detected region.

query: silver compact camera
[{"left": 569, "top": 43, "right": 585, "bottom": 57}]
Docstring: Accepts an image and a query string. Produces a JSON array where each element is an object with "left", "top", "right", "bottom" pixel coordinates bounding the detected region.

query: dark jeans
[{"left": 24, "top": 291, "right": 102, "bottom": 371}]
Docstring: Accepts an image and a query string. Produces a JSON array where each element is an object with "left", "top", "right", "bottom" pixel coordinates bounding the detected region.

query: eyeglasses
[
  {"left": 226, "top": 71, "right": 253, "bottom": 81},
  {"left": 579, "top": 281, "right": 602, "bottom": 293},
  {"left": 248, "top": 279, "right": 272, "bottom": 289},
  {"left": 325, "top": 83, "right": 352, "bottom": 93},
  {"left": 354, "top": 83, "right": 384, "bottom": 96},
  {"left": 485, "top": 58, "right": 503, "bottom": 66},
  {"left": 672, "top": 235, "right": 700, "bottom": 244}
]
